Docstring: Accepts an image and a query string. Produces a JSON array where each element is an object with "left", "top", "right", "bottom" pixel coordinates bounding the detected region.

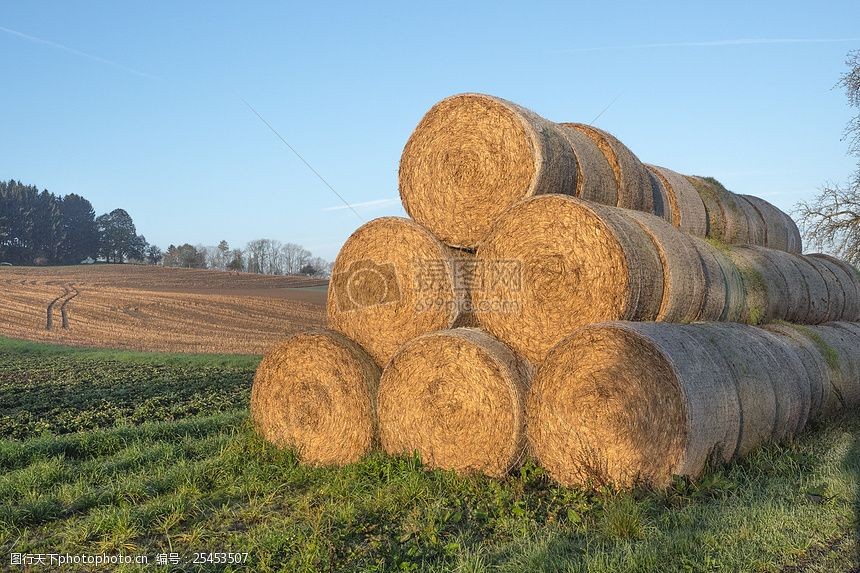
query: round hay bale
[
  {"left": 806, "top": 324, "right": 860, "bottom": 410},
  {"left": 751, "top": 327, "right": 812, "bottom": 438},
  {"left": 473, "top": 195, "right": 663, "bottom": 363},
  {"left": 789, "top": 256, "right": 832, "bottom": 324},
  {"left": 681, "top": 323, "right": 776, "bottom": 457},
  {"left": 625, "top": 210, "right": 706, "bottom": 323},
  {"left": 565, "top": 123, "right": 654, "bottom": 212},
  {"left": 646, "top": 168, "right": 672, "bottom": 222},
  {"left": 557, "top": 124, "right": 618, "bottom": 206},
  {"left": 763, "top": 323, "right": 830, "bottom": 421},
  {"left": 399, "top": 93, "right": 577, "bottom": 248},
  {"left": 645, "top": 165, "right": 708, "bottom": 235},
  {"left": 804, "top": 255, "right": 845, "bottom": 322},
  {"left": 689, "top": 238, "right": 729, "bottom": 321},
  {"left": 725, "top": 246, "right": 790, "bottom": 323},
  {"left": 735, "top": 195, "right": 768, "bottom": 246},
  {"left": 808, "top": 254, "right": 860, "bottom": 321},
  {"left": 528, "top": 322, "right": 740, "bottom": 488},
  {"left": 688, "top": 177, "right": 751, "bottom": 244},
  {"left": 740, "top": 194, "right": 802, "bottom": 253},
  {"left": 250, "top": 330, "right": 381, "bottom": 465},
  {"left": 328, "top": 217, "right": 472, "bottom": 366},
  {"left": 763, "top": 248, "right": 815, "bottom": 324},
  {"left": 377, "top": 328, "right": 531, "bottom": 477},
  {"left": 711, "top": 246, "right": 746, "bottom": 322}
]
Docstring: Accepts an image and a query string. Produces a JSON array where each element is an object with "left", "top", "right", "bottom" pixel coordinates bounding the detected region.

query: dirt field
[{"left": 0, "top": 265, "right": 327, "bottom": 354}]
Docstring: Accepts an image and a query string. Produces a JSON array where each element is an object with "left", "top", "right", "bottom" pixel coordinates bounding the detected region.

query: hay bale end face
[
  {"left": 250, "top": 330, "right": 381, "bottom": 465},
  {"left": 528, "top": 322, "right": 740, "bottom": 488},
  {"left": 399, "top": 93, "right": 577, "bottom": 248},
  {"left": 327, "top": 217, "right": 472, "bottom": 366},
  {"left": 474, "top": 195, "right": 663, "bottom": 363},
  {"left": 377, "top": 328, "right": 531, "bottom": 477}
]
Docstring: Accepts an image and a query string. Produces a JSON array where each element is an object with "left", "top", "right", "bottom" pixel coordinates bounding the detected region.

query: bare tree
[{"left": 796, "top": 50, "right": 860, "bottom": 265}]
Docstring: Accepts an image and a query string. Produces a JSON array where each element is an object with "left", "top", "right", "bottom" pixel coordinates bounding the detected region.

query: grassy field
[
  {"left": 1, "top": 337, "right": 859, "bottom": 572},
  {"left": 0, "top": 265, "right": 326, "bottom": 354}
]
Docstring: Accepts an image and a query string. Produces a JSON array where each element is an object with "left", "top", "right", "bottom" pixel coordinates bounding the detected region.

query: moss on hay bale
[
  {"left": 557, "top": 124, "right": 618, "bottom": 206},
  {"left": 377, "top": 328, "right": 531, "bottom": 477},
  {"left": 528, "top": 322, "right": 741, "bottom": 488},
  {"left": 687, "top": 176, "right": 754, "bottom": 245},
  {"left": 566, "top": 123, "right": 654, "bottom": 212},
  {"left": 802, "top": 325, "right": 860, "bottom": 410},
  {"left": 473, "top": 195, "right": 663, "bottom": 363},
  {"left": 250, "top": 330, "right": 381, "bottom": 465},
  {"left": 625, "top": 210, "right": 706, "bottom": 323},
  {"left": 327, "top": 217, "right": 474, "bottom": 366},
  {"left": 725, "top": 246, "right": 790, "bottom": 323},
  {"left": 398, "top": 93, "right": 577, "bottom": 248},
  {"left": 764, "top": 322, "right": 831, "bottom": 420}
]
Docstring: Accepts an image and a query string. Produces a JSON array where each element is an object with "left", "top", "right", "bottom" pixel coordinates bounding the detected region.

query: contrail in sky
[
  {"left": 562, "top": 37, "right": 860, "bottom": 53},
  {"left": 0, "top": 24, "right": 158, "bottom": 79},
  {"left": 0, "top": 23, "right": 366, "bottom": 220}
]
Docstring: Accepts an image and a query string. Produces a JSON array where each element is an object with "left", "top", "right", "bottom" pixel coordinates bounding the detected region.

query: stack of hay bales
[{"left": 250, "top": 92, "right": 860, "bottom": 489}]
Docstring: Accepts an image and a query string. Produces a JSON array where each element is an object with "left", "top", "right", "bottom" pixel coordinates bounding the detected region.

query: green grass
[{"left": 1, "top": 338, "right": 858, "bottom": 572}]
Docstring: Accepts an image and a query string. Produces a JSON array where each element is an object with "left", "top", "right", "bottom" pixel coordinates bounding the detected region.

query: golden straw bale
[
  {"left": 399, "top": 93, "right": 577, "bottom": 248},
  {"left": 565, "top": 123, "right": 654, "bottom": 212},
  {"left": 527, "top": 322, "right": 740, "bottom": 488},
  {"left": 645, "top": 164, "right": 708, "bottom": 235},
  {"left": 377, "top": 328, "right": 531, "bottom": 477},
  {"left": 473, "top": 195, "right": 663, "bottom": 363},
  {"left": 557, "top": 124, "right": 618, "bottom": 206},
  {"left": 327, "top": 217, "right": 474, "bottom": 366},
  {"left": 250, "top": 330, "right": 381, "bottom": 465}
]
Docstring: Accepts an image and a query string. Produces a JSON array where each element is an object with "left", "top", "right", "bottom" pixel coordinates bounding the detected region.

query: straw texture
[
  {"left": 557, "top": 124, "right": 618, "bottom": 206},
  {"left": 377, "top": 328, "right": 531, "bottom": 477},
  {"left": 625, "top": 210, "right": 706, "bottom": 323},
  {"left": 473, "top": 195, "right": 663, "bottom": 363},
  {"left": 566, "top": 123, "right": 654, "bottom": 212},
  {"left": 399, "top": 93, "right": 577, "bottom": 248},
  {"left": 528, "top": 322, "right": 740, "bottom": 488},
  {"left": 808, "top": 254, "right": 860, "bottom": 321},
  {"left": 327, "top": 217, "right": 473, "bottom": 366},
  {"left": 645, "top": 164, "right": 708, "bottom": 235},
  {"left": 741, "top": 194, "right": 803, "bottom": 253},
  {"left": 528, "top": 320, "right": 859, "bottom": 489},
  {"left": 250, "top": 330, "right": 381, "bottom": 465}
]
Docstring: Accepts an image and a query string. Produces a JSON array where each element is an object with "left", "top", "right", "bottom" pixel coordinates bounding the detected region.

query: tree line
[
  {"left": 0, "top": 180, "right": 330, "bottom": 275},
  {"left": 0, "top": 180, "right": 149, "bottom": 265},
  {"left": 158, "top": 240, "right": 331, "bottom": 276}
]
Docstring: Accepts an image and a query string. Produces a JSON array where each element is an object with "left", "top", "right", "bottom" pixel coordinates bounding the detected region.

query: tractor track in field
[
  {"left": 45, "top": 286, "right": 69, "bottom": 330},
  {"left": 60, "top": 285, "right": 79, "bottom": 329},
  {"left": 45, "top": 284, "right": 79, "bottom": 330}
]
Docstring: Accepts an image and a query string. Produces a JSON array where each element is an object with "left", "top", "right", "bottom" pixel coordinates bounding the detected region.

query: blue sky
[{"left": 1, "top": 1, "right": 858, "bottom": 260}]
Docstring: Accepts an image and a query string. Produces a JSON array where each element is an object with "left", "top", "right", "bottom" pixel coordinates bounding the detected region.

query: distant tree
[
  {"left": 162, "top": 243, "right": 206, "bottom": 268},
  {"left": 796, "top": 50, "right": 860, "bottom": 265},
  {"left": 146, "top": 245, "right": 163, "bottom": 265},
  {"left": 226, "top": 249, "right": 245, "bottom": 271},
  {"left": 96, "top": 208, "right": 145, "bottom": 263},
  {"left": 0, "top": 180, "right": 64, "bottom": 265},
  {"left": 280, "top": 242, "right": 312, "bottom": 275},
  {"left": 57, "top": 194, "right": 99, "bottom": 264}
]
